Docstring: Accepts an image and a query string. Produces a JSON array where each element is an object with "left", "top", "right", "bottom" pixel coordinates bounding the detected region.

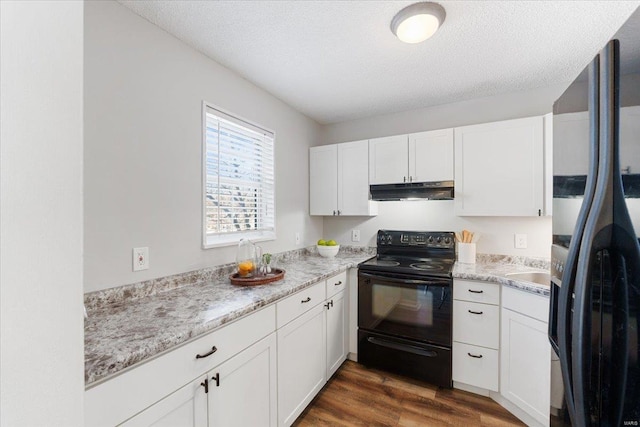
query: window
[{"left": 202, "top": 103, "right": 275, "bottom": 248}]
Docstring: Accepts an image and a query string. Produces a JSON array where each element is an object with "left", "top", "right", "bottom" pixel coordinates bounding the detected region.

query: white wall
[
  {"left": 84, "top": 1, "right": 322, "bottom": 292},
  {"left": 0, "top": 1, "right": 84, "bottom": 425},
  {"left": 321, "top": 88, "right": 565, "bottom": 259},
  {"left": 323, "top": 202, "right": 552, "bottom": 259},
  {"left": 321, "top": 84, "right": 569, "bottom": 144}
]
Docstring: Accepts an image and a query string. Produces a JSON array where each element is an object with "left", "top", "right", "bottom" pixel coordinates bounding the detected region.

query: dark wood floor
[{"left": 293, "top": 360, "right": 525, "bottom": 427}]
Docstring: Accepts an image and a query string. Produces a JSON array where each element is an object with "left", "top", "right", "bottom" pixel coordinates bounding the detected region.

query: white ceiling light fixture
[{"left": 391, "top": 2, "right": 446, "bottom": 44}]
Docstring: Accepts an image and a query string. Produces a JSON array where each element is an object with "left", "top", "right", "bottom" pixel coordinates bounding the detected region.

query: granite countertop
[
  {"left": 84, "top": 247, "right": 375, "bottom": 387},
  {"left": 85, "top": 249, "right": 549, "bottom": 388},
  {"left": 452, "top": 254, "right": 551, "bottom": 297}
]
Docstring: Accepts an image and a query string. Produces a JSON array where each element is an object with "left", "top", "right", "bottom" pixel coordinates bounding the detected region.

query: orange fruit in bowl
[{"left": 238, "top": 261, "right": 254, "bottom": 276}]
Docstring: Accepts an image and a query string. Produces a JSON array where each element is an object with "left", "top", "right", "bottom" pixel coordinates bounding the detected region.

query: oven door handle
[
  {"left": 367, "top": 336, "right": 438, "bottom": 357},
  {"left": 359, "top": 272, "right": 448, "bottom": 287}
]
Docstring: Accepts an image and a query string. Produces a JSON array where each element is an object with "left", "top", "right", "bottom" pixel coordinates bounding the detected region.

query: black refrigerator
[{"left": 548, "top": 7, "right": 640, "bottom": 427}]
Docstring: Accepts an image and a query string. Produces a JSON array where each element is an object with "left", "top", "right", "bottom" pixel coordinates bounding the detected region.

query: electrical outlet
[
  {"left": 352, "top": 229, "right": 361, "bottom": 242},
  {"left": 295, "top": 232, "right": 301, "bottom": 245},
  {"left": 514, "top": 234, "right": 528, "bottom": 249},
  {"left": 133, "top": 247, "right": 149, "bottom": 271}
]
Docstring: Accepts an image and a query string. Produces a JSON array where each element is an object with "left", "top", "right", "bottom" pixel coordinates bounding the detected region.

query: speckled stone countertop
[
  {"left": 453, "top": 254, "right": 551, "bottom": 297},
  {"left": 84, "top": 247, "right": 375, "bottom": 387}
]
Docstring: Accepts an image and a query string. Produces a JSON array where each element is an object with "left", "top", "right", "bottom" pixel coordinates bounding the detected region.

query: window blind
[{"left": 204, "top": 105, "right": 275, "bottom": 243}]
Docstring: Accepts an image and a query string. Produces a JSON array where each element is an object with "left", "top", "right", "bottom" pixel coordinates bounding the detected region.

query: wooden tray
[{"left": 229, "top": 268, "right": 285, "bottom": 286}]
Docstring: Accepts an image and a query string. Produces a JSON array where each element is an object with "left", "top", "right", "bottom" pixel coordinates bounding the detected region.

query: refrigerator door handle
[
  {"left": 555, "top": 57, "right": 602, "bottom": 427},
  {"left": 572, "top": 40, "right": 640, "bottom": 426}
]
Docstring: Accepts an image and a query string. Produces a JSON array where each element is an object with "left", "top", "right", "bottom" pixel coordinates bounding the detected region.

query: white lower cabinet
[
  {"left": 277, "top": 302, "right": 327, "bottom": 427},
  {"left": 452, "top": 342, "right": 499, "bottom": 392},
  {"left": 277, "top": 271, "right": 349, "bottom": 426},
  {"left": 123, "top": 333, "right": 277, "bottom": 427},
  {"left": 208, "top": 333, "right": 278, "bottom": 427},
  {"left": 326, "top": 289, "right": 347, "bottom": 378},
  {"left": 452, "top": 280, "right": 500, "bottom": 392},
  {"left": 500, "top": 286, "right": 551, "bottom": 427},
  {"left": 121, "top": 377, "right": 207, "bottom": 427}
]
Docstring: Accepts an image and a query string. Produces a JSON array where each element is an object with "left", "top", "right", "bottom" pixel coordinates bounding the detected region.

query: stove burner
[
  {"left": 410, "top": 263, "right": 443, "bottom": 271},
  {"left": 374, "top": 260, "right": 401, "bottom": 267}
]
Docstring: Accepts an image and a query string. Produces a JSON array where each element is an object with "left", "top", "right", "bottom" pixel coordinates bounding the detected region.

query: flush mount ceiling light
[{"left": 391, "top": 2, "right": 446, "bottom": 44}]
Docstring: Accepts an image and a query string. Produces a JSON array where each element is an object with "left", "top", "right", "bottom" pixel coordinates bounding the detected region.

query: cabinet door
[
  {"left": 409, "top": 128, "right": 454, "bottom": 182},
  {"left": 454, "top": 116, "right": 544, "bottom": 216},
  {"left": 121, "top": 377, "right": 207, "bottom": 427},
  {"left": 208, "top": 333, "right": 277, "bottom": 427},
  {"left": 310, "top": 144, "right": 338, "bottom": 216},
  {"left": 369, "top": 135, "right": 408, "bottom": 184},
  {"left": 552, "top": 111, "right": 589, "bottom": 176},
  {"left": 326, "top": 290, "right": 348, "bottom": 378},
  {"left": 620, "top": 105, "right": 640, "bottom": 174},
  {"left": 501, "top": 308, "right": 551, "bottom": 426},
  {"left": 277, "top": 303, "right": 326, "bottom": 427},
  {"left": 337, "top": 140, "right": 376, "bottom": 216}
]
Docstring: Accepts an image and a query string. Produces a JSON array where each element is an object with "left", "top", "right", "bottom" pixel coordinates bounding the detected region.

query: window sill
[{"left": 203, "top": 230, "right": 276, "bottom": 249}]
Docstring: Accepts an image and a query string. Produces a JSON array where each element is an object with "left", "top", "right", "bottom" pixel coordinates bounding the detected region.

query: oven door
[{"left": 358, "top": 270, "right": 452, "bottom": 347}]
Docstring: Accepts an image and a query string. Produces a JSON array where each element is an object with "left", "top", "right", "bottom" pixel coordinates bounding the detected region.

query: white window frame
[{"left": 202, "top": 101, "right": 276, "bottom": 248}]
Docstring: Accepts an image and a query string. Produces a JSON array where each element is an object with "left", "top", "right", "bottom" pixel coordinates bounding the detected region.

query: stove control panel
[{"left": 378, "top": 230, "right": 455, "bottom": 249}]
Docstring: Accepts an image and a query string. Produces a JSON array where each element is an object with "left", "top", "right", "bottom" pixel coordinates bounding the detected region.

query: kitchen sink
[{"left": 505, "top": 271, "right": 550, "bottom": 286}]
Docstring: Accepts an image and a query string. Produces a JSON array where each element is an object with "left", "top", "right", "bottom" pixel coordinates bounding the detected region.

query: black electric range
[{"left": 357, "top": 230, "right": 455, "bottom": 388}]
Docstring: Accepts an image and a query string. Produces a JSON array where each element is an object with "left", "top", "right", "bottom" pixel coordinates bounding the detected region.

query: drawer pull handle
[
  {"left": 195, "top": 346, "right": 217, "bottom": 359},
  {"left": 467, "top": 352, "right": 483, "bottom": 359},
  {"left": 468, "top": 289, "right": 484, "bottom": 294},
  {"left": 468, "top": 310, "right": 483, "bottom": 315},
  {"left": 301, "top": 297, "right": 311, "bottom": 303},
  {"left": 335, "top": 281, "right": 342, "bottom": 286}
]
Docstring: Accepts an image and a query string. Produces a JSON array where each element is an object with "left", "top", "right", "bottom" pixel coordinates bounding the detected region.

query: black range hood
[{"left": 370, "top": 181, "right": 454, "bottom": 201}]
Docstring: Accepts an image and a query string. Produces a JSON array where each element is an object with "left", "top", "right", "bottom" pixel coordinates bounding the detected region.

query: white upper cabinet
[
  {"left": 310, "top": 141, "right": 376, "bottom": 216},
  {"left": 454, "top": 116, "right": 545, "bottom": 216},
  {"left": 369, "top": 130, "right": 454, "bottom": 185},
  {"left": 554, "top": 106, "right": 640, "bottom": 176},
  {"left": 620, "top": 106, "right": 640, "bottom": 174},
  {"left": 409, "top": 129, "right": 454, "bottom": 182},
  {"left": 369, "top": 135, "right": 409, "bottom": 184},
  {"left": 552, "top": 111, "right": 589, "bottom": 176},
  {"left": 309, "top": 144, "right": 338, "bottom": 216}
]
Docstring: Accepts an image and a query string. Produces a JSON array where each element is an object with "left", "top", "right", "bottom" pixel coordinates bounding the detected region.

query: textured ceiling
[{"left": 118, "top": 1, "right": 639, "bottom": 124}]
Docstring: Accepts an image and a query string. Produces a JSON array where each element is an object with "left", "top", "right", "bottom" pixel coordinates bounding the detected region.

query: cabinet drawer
[
  {"left": 85, "top": 305, "right": 276, "bottom": 427},
  {"left": 502, "top": 285, "right": 549, "bottom": 323},
  {"left": 453, "top": 300, "right": 499, "bottom": 349},
  {"left": 453, "top": 279, "right": 500, "bottom": 305},
  {"left": 277, "top": 281, "right": 326, "bottom": 329},
  {"left": 452, "top": 342, "right": 499, "bottom": 392},
  {"left": 326, "top": 271, "right": 347, "bottom": 298}
]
